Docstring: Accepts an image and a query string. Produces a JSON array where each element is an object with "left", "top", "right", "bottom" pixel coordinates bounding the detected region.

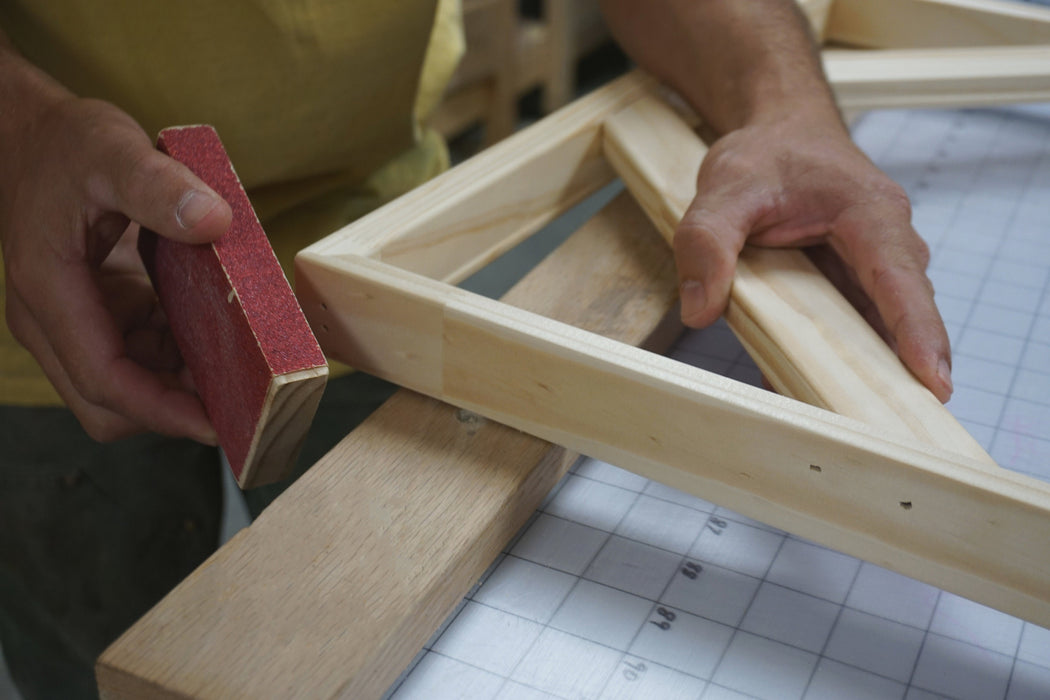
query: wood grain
[
  {"left": 824, "top": 45, "right": 1050, "bottom": 111},
  {"left": 296, "top": 234, "right": 1050, "bottom": 630},
  {"left": 310, "top": 72, "right": 653, "bottom": 284},
  {"left": 825, "top": 0, "right": 1050, "bottom": 48},
  {"left": 601, "top": 93, "right": 994, "bottom": 464},
  {"left": 96, "top": 193, "right": 679, "bottom": 699}
]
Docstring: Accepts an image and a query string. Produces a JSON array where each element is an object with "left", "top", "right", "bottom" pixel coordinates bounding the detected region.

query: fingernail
[
  {"left": 680, "top": 280, "right": 706, "bottom": 323},
  {"left": 175, "top": 190, "right": 221, "bottom": 230},
  {"left": 937, "top": 358, "right": 954, "bottom": 401}
]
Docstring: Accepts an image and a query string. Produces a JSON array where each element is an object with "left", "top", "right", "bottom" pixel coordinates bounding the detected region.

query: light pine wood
[
  {"left": 824, "top": 45, "right": 1050, "bottom": 111},
  {"left": 314, "top": 72, "right": 652, "bottom": 284},
  {"left": 240, "top": 366, "right": 329, "bottom": 488},
  {"left": 825, "top": 0, "right": 1050, "bottom": 48},
  {"left": 601, "top": 93, "right": 994, "bottom": 464},
  {"left": 96, "top": 193, "right": 680, "bottom": 700},
  {"left": 295, "top": 244, "right": 1050, "bottom": 629}
]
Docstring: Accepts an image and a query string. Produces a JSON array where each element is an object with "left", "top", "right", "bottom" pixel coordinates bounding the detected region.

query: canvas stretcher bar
[
  {"left": 293, "top": 69, "right": 1050, "bottom": 625},
  {"left": 824, "top": 45, "right": 1050, "bottom": 110},
  {"left": 296, "top": 230, "right": 1050, "bottom": 630},
  {"left": 824, "top": 0, "right": 1050, "bottom": 48}
]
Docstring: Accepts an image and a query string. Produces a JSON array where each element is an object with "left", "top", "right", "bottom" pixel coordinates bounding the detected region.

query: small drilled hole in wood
[
  {"left": 810, "top": 464, "right": 822, "bottom": 473},
  {"left": 899, "top": 501, "right": 913, "bottom": 510}
]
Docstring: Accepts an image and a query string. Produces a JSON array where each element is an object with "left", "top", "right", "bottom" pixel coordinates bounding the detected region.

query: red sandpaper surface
[{"left": 139, "top": 125, "right": 326, "bottom": 479}]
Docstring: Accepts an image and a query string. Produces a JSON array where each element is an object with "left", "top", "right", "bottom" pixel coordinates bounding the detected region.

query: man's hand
[
  {"left": 0, "top": 51, "right": 232, "bottom": 442},
  {"left": 675, "top": 114, "right": 953, "bottom": 402},
  {"left": 600, "top": 0, "right": 954, "bottom": 402}
]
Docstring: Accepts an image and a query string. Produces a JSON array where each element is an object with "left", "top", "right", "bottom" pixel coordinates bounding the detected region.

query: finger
[
  {"left": 85, "top": 211, "right": 132, "bottom": 267},
  {"left": 106, "top": 291, "right": 183, "bottom": 372},
  {"left": 88, "top": 120, "right": 232, "bottom": 244},
  {"left": 805, "top": 244, "right": 892, "bottom": 347},
  {"left": 6, "top": 287, "right": 139, "bottom": 441},
  {"left": 833, "top": 211, "right": 953, "bottom": 402},
  {"left": 11, "top": 264, "right": 218, "bottom": 443},
  {"left": 124, "top": 328, "right": 182, "bottom": 372},
  {"left": 93, "top": 229, "right": 185, "bottom": 371},
  {"left": 674, "top": 189, "right": 757, "bottom": 328}
]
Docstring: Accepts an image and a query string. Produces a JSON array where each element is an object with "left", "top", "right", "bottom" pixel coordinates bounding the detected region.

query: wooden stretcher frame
[
  {"left": 98, "top": 1, "right": 1050, "bottom": 698},
  {"left": 294, "top": 72, "right": 1050, "bottom": 620}
]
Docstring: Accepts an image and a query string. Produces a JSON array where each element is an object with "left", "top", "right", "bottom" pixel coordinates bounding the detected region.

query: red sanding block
[{"left": 139, "top": 125, "right": 328, "bottom": 489}]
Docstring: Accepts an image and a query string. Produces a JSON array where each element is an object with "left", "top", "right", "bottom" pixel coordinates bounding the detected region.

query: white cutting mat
[{"left": 385, "top": 103, "right": 1050, "bottom": 700}]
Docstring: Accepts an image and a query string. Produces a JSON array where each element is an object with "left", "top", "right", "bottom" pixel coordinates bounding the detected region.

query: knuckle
[
  {"left": 78, "top": 106, "right": 161, "bottom": 204},
  {"left": 913, "top": 237, "right": 932, "bottom": 270},
  {"left": 672, "top": 219, "right": 700, "bottom": 250},
  {"left": 672, "top": 219, "right": 712, "bottom": 261},
  {"left": 704, "top": 145, "right": 759, "bottom": 181},
  {"left": 871, "top": 179, "right": 913, "bottom": 220},
  {"left": 72, "top": 371, "right": 110, "bottom": 408},
  {"left": 117, "top": 149, "right": 170, "bottom": 205}
]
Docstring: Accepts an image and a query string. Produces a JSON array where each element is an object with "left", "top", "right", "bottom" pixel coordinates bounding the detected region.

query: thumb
[
  {"left": 99, "top": 137, "right": 232, "bottom": 245},
  {"left": 673, "top": 190, "right": 753, "bottom": 328}
]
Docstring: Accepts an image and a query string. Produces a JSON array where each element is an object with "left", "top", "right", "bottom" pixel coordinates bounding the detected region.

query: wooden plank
[
  {"left": 294, "top": 246, "right": 1050, "bottom": 629},
  {"left": 825, "top": 0, "right": 1050, "bottom": 48},
  {"left": 824, "top": 45, "right": 1050, "bottom": 111},
  {"left": 96, "top": 192, "right": 680, "bottom": 699},
  {"left": 600, "top": 92, "right": 994, "bottom": 463}
]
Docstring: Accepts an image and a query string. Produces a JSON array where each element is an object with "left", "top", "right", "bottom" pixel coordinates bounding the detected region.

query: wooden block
[
  {"left": 138, "top": 126, "right": 328, "bottom": 489},
  {"left": 97, "top": 191, "right": 679, "bottom": 700}
]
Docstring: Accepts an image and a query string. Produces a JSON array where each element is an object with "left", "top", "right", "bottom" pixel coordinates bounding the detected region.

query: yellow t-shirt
[{"left": 0, "top": 0, "right": 464, "bottom": 405}]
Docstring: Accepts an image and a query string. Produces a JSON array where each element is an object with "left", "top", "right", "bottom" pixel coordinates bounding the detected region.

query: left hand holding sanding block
[
  {"left": 0, "top": 82, "right": 327, "bottom": 486},
  {"left": 0, "top": 90, "right": 232, "bottom": 443}
]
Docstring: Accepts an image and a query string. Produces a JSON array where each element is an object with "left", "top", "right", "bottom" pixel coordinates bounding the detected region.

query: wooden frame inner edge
[
  {"left": 600, "top": 91, "right": 993, "bottom": 463},
  {"left": 296, "top": 69, "right": 1050, "bottom": 624}
]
